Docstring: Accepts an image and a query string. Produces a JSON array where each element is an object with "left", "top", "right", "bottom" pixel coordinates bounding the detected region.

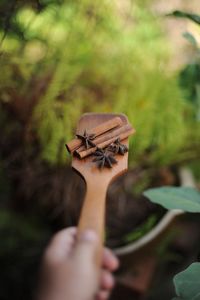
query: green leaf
[
  {"left": 183, "top": 32, "right": 198, "bottom": 47},
  {"left": 167, "top": 10, "right": 200, "bottom": 25},
  {"left": 173, "top": 263, "right": 200, "bottom": 300},
  {"left": 143, "top": 187, "right": 200, "bottom": 212}
]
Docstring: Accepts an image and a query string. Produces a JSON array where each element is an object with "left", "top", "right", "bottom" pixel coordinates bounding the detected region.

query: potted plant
[{"left": 108, "top": 167, "right": 196, "bottom": 299}]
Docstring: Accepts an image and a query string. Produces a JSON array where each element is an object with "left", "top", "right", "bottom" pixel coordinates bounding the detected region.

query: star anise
[
  {"left": 76, "top": 130, "right": 96, "bottom": 149},
  {"left": 108, "top": 138, "right": 128, "bottom": 155},
  {"left": 93, "top": 148, "right": 117, "bottom": 169}
]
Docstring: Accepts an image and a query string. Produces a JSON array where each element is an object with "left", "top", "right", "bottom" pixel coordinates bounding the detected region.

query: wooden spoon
[{"left": 72, "top": 113, "right": 132, "bottom": 266}]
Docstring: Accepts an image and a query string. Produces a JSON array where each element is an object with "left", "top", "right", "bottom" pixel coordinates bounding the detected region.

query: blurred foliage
[
  {"left": 173, "top": 262, "right": 200, "bottom": 300},
  {"left": 169, "top": 9, "right": 200, "bottom": 174},
  {"left": 0, "top": 209, "right": 50, "bottom": 300},
  {"left": 123, "top": 214, "right": 158, "bottom": 243},
  {"left": 167, "top": 10, "right": 200, "bottom": 26},
  {"left": 144, "top": 186, "right": 200, "bottom": 212},
  {"left": 170, "top": 10, "right": 200, "bottom": 123},
  {"left": 0, "top": 0, "right": 198, "bottom": 166}
]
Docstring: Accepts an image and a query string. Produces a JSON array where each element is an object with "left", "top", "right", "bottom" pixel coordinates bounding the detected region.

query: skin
[{"left": 37, "top": 227, "right": 119, "bottom": 300}]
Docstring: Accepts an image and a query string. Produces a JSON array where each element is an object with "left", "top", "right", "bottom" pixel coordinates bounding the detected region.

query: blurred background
[{"left": 0, "top": 0, "right": 200, "bottom": 299}]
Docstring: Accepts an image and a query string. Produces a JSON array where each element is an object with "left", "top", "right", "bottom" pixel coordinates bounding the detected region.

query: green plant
[
  {"left": 168, "top": 10, "right": 200, "bottom": 165},
  {"left": 173, "top": 263, "right": 200, "bottom": 300},
  {"left": 144, "top": 7, "right": 200, "bottom": 285},
  {"left": 144, "top": 186, "right": 200, "bottom": 212},
  {"left": 144, "top": 186, "right": 200, "bottom": 299},
  {"left": 0, "top": 1, "right": 192, "bottom": 166}
]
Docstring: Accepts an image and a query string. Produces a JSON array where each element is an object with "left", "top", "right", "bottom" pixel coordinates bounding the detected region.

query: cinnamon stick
[
  {"left": 66, "top": 116, "right": 123, "bottom": 153},
  {"left": 76, "top": 127, "right": 135, "bottom": 159},
  {"left": 76, "top": 124, "right": 133, "bottom": 154}
]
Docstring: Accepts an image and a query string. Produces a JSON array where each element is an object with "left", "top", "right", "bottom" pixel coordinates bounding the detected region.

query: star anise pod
[
  {"left": 76, "top": 130, "right": 96, "bottom": 149},
  {"left": 93, "top": 148, "right": 117, "bottom": 169},
  {"left": 108, "top": 138, "right": 128, "bottom": 155}
]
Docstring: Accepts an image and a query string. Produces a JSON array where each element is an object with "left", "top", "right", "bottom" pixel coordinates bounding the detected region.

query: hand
[{"left": 38, "top": 227, "right": 119, "bottom": 300}]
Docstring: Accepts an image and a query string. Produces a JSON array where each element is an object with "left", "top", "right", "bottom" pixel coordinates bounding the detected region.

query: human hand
[{"left": 38, "top": 227, "right": 119, "bottom": 300}]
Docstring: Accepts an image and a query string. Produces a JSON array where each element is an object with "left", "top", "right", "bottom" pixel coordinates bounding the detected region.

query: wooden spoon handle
[{"left": 78, "top": 181, "right": 108, "bottom": 267}]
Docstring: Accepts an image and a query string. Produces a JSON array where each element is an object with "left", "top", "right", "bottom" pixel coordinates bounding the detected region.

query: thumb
[
  {"left": 68, "top": 231, "right": 100, "bottom": 300},
  {"left": 73, "top": 230, "right": 99, "bottom": 263}
]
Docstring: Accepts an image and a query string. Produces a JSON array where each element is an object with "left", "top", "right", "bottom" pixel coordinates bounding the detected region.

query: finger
[
  {"left": 45, "top": 227, "right": 77, "bottom": 265},
  {"left": 100, "top": 270, "right": 115, "bottom": 290},
  {"left": 96, "top": 290, "right": 110, "bottom": 300},
  {"left": 102, "top": 248, "right": 119, "bottom": 271}
]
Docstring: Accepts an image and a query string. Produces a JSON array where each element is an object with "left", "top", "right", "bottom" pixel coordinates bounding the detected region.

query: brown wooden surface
[{"left": 72, "top": 113, "right": 131, "bottom": 266}]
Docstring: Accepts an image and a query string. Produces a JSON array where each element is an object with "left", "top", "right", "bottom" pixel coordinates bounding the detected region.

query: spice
[
  {"left": 76, "top": 127, "right": 135, "bottom": 159},
  {"left": 108, "top": 138, "right": 128, "bottom": 155},
  {"left": 66, "top": 116, "right": 123, "bottom": 153},
  {"left": 76, "top": 124, "right": 133, "bottom": 155},
  {"left": 93, "top": 148, "right": 117, "bottom": 169},
  {"left": 76, "top": 130, "right": 96, "bottom": 149}
]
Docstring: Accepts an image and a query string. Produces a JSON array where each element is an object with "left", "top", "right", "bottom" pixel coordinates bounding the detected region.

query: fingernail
[{"left": 80, "top": 230, "right": 98, "bottom": 242}]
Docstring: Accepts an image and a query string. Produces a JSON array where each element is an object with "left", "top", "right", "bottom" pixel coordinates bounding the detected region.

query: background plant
[
  {"left": 144, "top": 185, "right": 200, "bottom": 299},
  {"left": 1, "top": 0, "right": 197, "bottom": 166},
  {"left": 168, "top": 10, "right": 200, "bottom": 168}
]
